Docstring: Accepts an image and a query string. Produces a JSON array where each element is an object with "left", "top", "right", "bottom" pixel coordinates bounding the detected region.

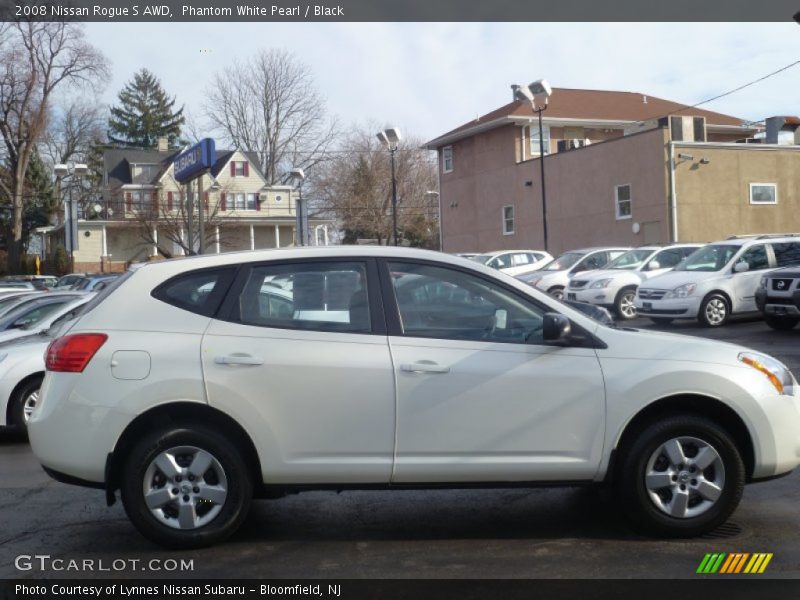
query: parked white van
[{"left": 635, "top": 235, "right": 800, "bottom": 327}]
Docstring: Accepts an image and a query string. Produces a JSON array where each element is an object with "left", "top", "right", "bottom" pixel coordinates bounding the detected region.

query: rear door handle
[
  {"left": 400, "top": 361, "right": 450, "bottom": 374},
  {"left": 215, "top": 354, "right": 264, "bottom": 366}
]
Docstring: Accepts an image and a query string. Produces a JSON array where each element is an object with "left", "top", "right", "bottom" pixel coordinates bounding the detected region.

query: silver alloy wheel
[
  {"left": 619, "top": 292, "right": 637, "bottom": 319},
  {"left": 22, "top": 390, "right": 39, "bottom": 423},
  {"left": 143, "top": 445, "right": 228, "bottom": 530},
  {"left": 704, "top": 298, "right": 727, "bottom": 326},
  {"left": 644, "top": 436, "right": 725, "bottom": 519}
]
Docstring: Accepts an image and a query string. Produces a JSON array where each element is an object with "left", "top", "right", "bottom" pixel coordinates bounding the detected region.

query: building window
[
  {"left": 749, "top": 183, "right": 777, "bottom": 205},
  {"left": 615, "top": 184, "right": 632, "bottom": 220},
  {"left": 502, "top": 205, "right": 515, "bottom": 235},
  {"left": 442, "top": 146, "right": 453, "bottom": 173},
  {"left": 527, "top": 125, "right": 551, "bottom": 157},
  {"left": 229, "top": 192, "right": 258, "bottom": 211},
  {"left": 234, "top": 161, "right": 245, "bottom": 176}
]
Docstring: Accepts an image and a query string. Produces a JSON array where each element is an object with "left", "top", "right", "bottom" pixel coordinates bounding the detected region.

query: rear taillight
[{"left": 45, "top": 333, "right": 108, "bottom": 373}]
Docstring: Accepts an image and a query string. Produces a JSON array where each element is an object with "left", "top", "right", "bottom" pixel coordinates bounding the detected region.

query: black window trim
[
  {"left": 215, "top": 256, "right": 387, "bottom": 336},
  {"left": 151, "top": 266, "right": 238, "bottom": 318},
  {"left": 377, "top": 257, "right": 605, "bottom": 349}
]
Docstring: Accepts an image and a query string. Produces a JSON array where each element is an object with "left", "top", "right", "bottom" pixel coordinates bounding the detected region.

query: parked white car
[
  {"left": 567, "top": 244, "right": 702, "bottom": 319},
  {"left": 28, "top": 247, "right": 800, "bottom": 548},
  {"left": 470, "top": 250, "right": 553, "bottom": 277},
  {"left": 521, "top": 247, "right": 629, "bottom": 299},
  {"left": 635, "top": 235, "right": 800, "bottom": 327},
  {"left": 0, "top": 337, "right": 51, "bottom": 431}
]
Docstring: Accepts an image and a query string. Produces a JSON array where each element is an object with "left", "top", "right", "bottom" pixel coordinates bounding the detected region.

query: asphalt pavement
[{"left": 1, "top": 315, "right": 798, "bottom": 579}]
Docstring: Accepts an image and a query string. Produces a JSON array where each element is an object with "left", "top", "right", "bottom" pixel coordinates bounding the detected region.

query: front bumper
[
  {"left": 634, "top": 296, "right": 701, "bottom": 318},
  {"left": 755, "top": 288, "right": 800, "bottom": 316},
  {"left": 567, "top": 288, "right": 614, "bottom": 308}
]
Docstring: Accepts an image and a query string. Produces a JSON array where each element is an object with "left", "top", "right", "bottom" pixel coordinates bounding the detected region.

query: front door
[
  {"left": 382, "top": 260, "right": 606, "bottom": 484},
  {"left": 202, "top": 259, "right": 396, "bottom": 484},
  {"left": 731, "top": 244, "right": 771, "bottom": 312}
]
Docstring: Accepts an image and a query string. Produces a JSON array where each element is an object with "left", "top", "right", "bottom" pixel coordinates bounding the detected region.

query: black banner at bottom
[{"left": 2, "top": 579, "right": 800, "bottom": 600}]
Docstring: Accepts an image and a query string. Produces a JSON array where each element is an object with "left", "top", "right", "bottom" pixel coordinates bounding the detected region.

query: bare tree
[
  {"left": 314, "top": 125, "right": 439, "bottom": 247},
  {"left": 203, "top": 49, "right": 338, "bottom": 185},
  {"left": 0, "top": 21, "right": 109, "bottom": 271}
]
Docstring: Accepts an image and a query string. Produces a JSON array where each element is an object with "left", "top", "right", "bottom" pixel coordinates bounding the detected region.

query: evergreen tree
[{"left": 108, "top": 69, "right": 185, "bottom": 148}]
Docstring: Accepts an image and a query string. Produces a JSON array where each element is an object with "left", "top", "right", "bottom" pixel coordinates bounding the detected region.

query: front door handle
[
  {"left": 400, "top": 361, "right": 450, "bottom": 374},
  {"left": 215, "top": 354, "right": 264, "bottom": 366}
]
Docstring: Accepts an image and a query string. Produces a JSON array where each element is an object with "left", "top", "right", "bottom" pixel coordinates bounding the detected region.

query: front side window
[
  {"left": 235, "top": 262, "right": 370, "bottom": 334},
  {"left": 442, "top": 146, "right": 454, "bottom": 173},
  {"left": 389, "top": 262, "right": 546, "bottom": 344},
  {"left": 527, "top": 125, "right": 551, "bottom": 156},
  {"left": 750, "top": 183, "right": 777, "bottom": 205},
  {"left": 503, "top": 205, "right": 515, "bottom": 235},
  {"left": 737, "top": 244, "right": 770, "bottom": 271},
  {"left": 772, "top": 242, "right": 800, "bottom": 268},
  {"left": 615, "top": 184, "right": 632, "bottom": 220}
]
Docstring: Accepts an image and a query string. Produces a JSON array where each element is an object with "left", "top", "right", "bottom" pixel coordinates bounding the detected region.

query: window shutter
[
  {"left": 243, "top": 161, "right": 249, "bottom": 177},
  {"left": 204, "top": 191, "right": 210, "bottom": 210},
  {"left": 256, "top": 194, "right": 262, "bottom": 211},
  {"left": 230, "top": 161, "right": 236, "bottom": 176},
  {"left": 167, "top": 191, "right": 173, "bottom": 211},
  {"left": 125, "top": 192, "right": 132, "bottom": 212},
  {"left": 220, "top": 192, "right": 226, "bottom": 211}
]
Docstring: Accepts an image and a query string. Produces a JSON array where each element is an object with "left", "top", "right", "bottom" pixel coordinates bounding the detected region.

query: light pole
[
  {"left": 54, "top": 163, "right": 88, "bottom": 272},
  {"left": 514, "top": 80, "right": 552, "bottom": 252},
  {"left": 377, "top": 127, "right": 403, "bottom": 246},
  {"left": 289, "top": 168, "right": 306, "bottom": 246},
  {"left": 425, "top": 190, "right": 441, "bottom": 250}
]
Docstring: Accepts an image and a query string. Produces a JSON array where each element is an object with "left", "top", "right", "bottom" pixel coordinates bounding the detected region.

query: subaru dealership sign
[{"left": 173, "top": 138, "right": 216, "bottom": 183}]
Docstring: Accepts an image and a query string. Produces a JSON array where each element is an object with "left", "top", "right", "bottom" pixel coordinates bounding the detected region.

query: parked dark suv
[{"left": 756, "top": 266, "right": 800, "bottom": 330}]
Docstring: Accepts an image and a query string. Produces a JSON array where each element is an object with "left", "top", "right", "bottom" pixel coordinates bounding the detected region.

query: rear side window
[
  {"left": 152, "top": 268, "right": 236, "bottom": 317},
  {"left": 232, "top": 261, "right": 371, "bottom": 334},
  {"left": 772, "top": 242, "right": 800, "bottom": 268}
]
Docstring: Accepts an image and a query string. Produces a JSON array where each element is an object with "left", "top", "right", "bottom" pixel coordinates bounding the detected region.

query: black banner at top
[{"left": 2, "top": 0, "right": 800, "bottom": 22}]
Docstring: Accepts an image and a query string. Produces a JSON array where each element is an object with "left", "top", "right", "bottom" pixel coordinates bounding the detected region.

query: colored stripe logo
[{"left": 697, "top": 553, "right": 773, "bottom": 574}]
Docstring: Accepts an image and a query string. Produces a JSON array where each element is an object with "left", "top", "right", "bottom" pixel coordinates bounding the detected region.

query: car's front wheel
[
  {"left": 120, "top": 424, "right": 253, "bottom": 548},
  {"left": 698, "top": 293, "right": 730, "bottom": 327},
  {"left": 614, "top": 287, "right": 638, "bottom": 320},
  {"left": 764, "top": 315, "right": 799, "bottom": 331},
  {"left": 616, "top": 415, "right": 745, "bottom": 538}
]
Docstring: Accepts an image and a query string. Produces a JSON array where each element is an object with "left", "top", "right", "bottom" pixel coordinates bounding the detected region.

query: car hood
[
  {"left": 575, "top": 269, "right": 641, "bottom": 283},
  {"left": 638, "top": 270, "right": 714, "bottom": 289}
]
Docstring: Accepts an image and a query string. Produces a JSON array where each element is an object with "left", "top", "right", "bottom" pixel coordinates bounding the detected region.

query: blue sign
[{"left": 173, "top": 138, "right": 216, "bottom": 183}]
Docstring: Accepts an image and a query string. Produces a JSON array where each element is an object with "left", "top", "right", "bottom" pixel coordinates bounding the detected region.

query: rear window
[{"left": 152, "top": 268, "right": 236, "bottom": 317}]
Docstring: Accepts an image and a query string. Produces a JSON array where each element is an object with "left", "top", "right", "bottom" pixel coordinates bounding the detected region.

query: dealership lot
[{"left": 1, "top": 315, "right": 798, "bottom": 579}]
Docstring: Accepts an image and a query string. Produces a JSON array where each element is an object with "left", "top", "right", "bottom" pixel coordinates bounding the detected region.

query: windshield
[
  {"left": 676, "top": 245, "right": 739, "bottom": 272},
  {"left": 470, "top": 254, "right": 492, "bottom": 264},
  {"left": 607, "top": 249, "right": 654, "bottom": 270},
  {"left": 542, "top": 252, "right": 584, "bottom": 271}
]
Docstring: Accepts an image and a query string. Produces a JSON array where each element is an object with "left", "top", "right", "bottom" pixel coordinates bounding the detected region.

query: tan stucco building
[{"left": 426, "top": 87, "right": 799, "bottom": 255}]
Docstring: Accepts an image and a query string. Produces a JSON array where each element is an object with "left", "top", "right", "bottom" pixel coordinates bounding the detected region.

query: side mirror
[
  {"left": 648, "top": 260, "right": 661, "bottom": 271},
  {"left": 542, "top": 312, "right": 571, "bottom": 342},
  {"left": 734, "top": 261, "right": 749, "bottom": 273}
]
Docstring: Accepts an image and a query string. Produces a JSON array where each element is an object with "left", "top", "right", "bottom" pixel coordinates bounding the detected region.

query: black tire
[
  {"left": 8, "top": 376, "right": 43, "bottom": 432},
  {"left": 764, "top": 315, "right": 799, "bottom": 331},
  {"left": 614, "top": 287, "right": 638, "bottom": 320},
  {"left": 120, "top": 423, "right": 253, "bottom": 549},
  {"left": 649, "top": 317, "right": 674, "bottom": 326},
  {"left": 698, "top": 293, "right": 730, "bottom": 327},
  {"left": 615, "top": 414, "right": 745, "bottom": 538},
  {"left": 547, "top": 286, "right": 565, "bottom": 301}
]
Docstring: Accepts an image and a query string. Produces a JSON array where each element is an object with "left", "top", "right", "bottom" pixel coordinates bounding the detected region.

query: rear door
[{"left": 201, "top": 258, "right": 396, "bottom": 485}]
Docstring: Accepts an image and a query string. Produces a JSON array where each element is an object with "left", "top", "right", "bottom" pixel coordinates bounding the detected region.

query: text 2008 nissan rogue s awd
[{"left": 28, "top": 247, "right": 800, "bottom": 548}]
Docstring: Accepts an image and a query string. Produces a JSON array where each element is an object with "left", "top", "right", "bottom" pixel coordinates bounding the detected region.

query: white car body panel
[{"left": 26, "top": 247, "right": 800, "bottom": 489}]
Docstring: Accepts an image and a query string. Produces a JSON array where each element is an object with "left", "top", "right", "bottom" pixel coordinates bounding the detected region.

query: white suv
[
  {"left": 28, "top": 247, "right": 800, "bottom": 548},
  {"left": 520, "top": 247, "right": 629, "bottom": 300},
  {"left": 568, "top": 245, "right": 701, "bottom": 320},
  {"left": 636, "top": 236, "right": 800, "bottom": 327}
]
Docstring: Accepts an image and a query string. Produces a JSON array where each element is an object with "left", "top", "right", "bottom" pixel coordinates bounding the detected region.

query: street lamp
[
  {"left": 514, "top": 79, "right": 552, "bottom": 252},
  {"left": 377, "top": 127, "right": 402, "bottom": 246},
  {"left": 53, "top": 163, "right": 88, "bottom": 271},
  {"left": 288, "top": 168, "right": 306, "bottom": 246}
]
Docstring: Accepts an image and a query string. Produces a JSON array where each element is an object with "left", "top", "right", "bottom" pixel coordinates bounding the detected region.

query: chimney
[
  {"left": 511, "top": 84, "right": 521, "bottom": 101},
  {"left": 157, "top": 136, "right": 168, "bottom": 152}
]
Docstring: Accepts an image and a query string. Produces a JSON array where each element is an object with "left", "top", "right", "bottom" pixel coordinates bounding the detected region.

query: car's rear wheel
[
  {"left": 614, "top": 287, "right": 638, "bottom": 320},
  {"left": 615, "top": 414, "right": 744, "bottom": 538},
  {"left": 547, "top": 286, "right": 565, "bottom": 301},
  {"left": 120, "top": 424, "right": 253, "bottom": 548},
  {"left": 9, "top": 376, "right": 43, "bottom": 432},
  {"left": 698, "top": 294, "right": 730, "bottom": 327},
  {"left": 764, "top": 315, "right": 799, "bottom": 331},
  {"left": 649, "top": 317, "right": 674, "bottom": 326}
]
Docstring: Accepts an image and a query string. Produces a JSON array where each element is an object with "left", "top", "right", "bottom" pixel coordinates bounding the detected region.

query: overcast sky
[{"left": 83, "top": 22, "right": 800, "bottom": 143}]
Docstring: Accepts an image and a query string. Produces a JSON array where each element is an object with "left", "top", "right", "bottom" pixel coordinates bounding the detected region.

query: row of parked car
[
  {"left": 0, "top": 272, "right": 121, "bottom": 432},
  {"left": 464, "top": 234, "right": 800, "bottom": 329}
]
